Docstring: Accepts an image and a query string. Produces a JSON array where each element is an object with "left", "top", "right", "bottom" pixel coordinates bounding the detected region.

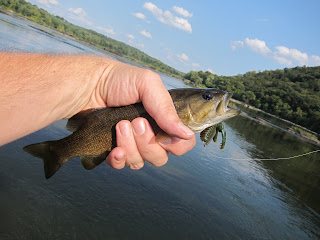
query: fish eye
[{"left": 202, "top": 92, "right": 214, "bottom": 101}]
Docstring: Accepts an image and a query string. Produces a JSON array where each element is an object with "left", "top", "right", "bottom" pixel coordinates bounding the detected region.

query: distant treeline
[
  {"left": 0, "top": 0, "right": 184, "bottom": 77},
  {"left": 184, "top": 66, "right": 320, "bottom": 133}
]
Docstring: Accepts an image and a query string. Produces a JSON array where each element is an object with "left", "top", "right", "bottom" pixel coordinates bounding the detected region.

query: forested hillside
[
  {"left": 0, "top": 0, "right": 184, "bottom": 77},
  {"left": 184, "top": 66, "right": 320, "bottom": 133}
]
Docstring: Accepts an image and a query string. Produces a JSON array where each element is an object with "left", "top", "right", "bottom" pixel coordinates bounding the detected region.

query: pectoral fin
[{"left": 80, "top": 152, "right": 109, "bottom": 170}]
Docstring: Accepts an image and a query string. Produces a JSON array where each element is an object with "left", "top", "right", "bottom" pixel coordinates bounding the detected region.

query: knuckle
[
  {"left": 126, "top": 153, "right": 144, "bottom": 170},
  {"left": 138, "top": 70, "right": 163, "bottom": 94},
  {"left": 141, "top": 69, "right": 161, "bottom": 82},
  {"left": 128, "top": 161, "right": 144, "bottom": 170},
  {"left": 105, "top": 155, "right": 125, "bottom": 170}
]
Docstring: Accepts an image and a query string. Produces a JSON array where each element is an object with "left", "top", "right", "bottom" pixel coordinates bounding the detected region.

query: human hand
[
  {"left": 82, "top": 60, "right": 196, "bottom": 169},
  {"left": 0, "top": 52, "right": 195, "bottom": 165}
]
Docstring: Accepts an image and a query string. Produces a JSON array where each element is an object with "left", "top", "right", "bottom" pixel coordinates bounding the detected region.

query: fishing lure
[{"left": 200, "top": 122, "right": 227, "bottom": 149}]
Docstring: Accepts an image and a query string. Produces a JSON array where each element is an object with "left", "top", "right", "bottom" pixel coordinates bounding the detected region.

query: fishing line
[{"left": 211, "top": 149, "right": 320, "bottom": 161}]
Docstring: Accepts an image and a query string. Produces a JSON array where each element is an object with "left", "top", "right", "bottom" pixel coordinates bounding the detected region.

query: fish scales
[{"left": 62, "top": 104, "right": 158, "bottom": 156}]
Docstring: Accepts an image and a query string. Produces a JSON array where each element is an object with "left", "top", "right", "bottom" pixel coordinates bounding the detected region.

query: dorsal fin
[{"left": 66, "top": 108, "right": 103, "bottom": 132}]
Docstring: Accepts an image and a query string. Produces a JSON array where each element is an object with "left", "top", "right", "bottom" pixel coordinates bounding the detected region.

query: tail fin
[{"left": 23, "top": 141, "right": 64, "bottom": 179}]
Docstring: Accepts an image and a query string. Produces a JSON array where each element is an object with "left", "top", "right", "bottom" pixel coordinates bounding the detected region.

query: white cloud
[
  {"left": 96, "top": 26, "right": 116, "bottom": 35},
  {"left": 274, "top": 46, "right": 308, "bottom": 66},
  {"left": 231, "top": 40, "right": 244, "bottom": 50},
  {"left": 127, "top": 34, "right": 135, "bottom": 39},
  {"left": 177, "top": 53, "right": 189, "bottom": 62},
  {"left": 133, "top": 12, "right": 146, "bottom": 20},
  {"left": 245, "top": 38, "right": 271, "bottom": 56},
  {"left": 273, "top": 55, "right": 292, "bottom": 65},
  {"left": 68, "top": 8, "right": 93, "bottom": 26},
  {"left": 140, "top": 30, "right": 152, "bottom": 39},
  {"left": 68, "top": 7, "right": 86, "bottom": 16},
  {"left": 143, "top": 2, "right": 192, "bottom": 33},
  {"left": 192, "top": 62, "right": 200, "bottom": 68},
  {"left": 165, "top": 48, "right": 198, "bottom": 68},
  {"left": 144, "top": 2, "right": 162, "bottom": 17},
  {"left": 172, "top": 6, "right": 193, "bottom": 18},
  {"left": 37, "top": 0, "right": 59, "bottom": 8},
  {"left": 232, "top": 37, "right": 320, "bottom": 67},
  {"left": 311, "top": 55, "right": 320, "bottom": 65},
  {"left": 207, "top": 68, "right": 215, "bottom": 74}
]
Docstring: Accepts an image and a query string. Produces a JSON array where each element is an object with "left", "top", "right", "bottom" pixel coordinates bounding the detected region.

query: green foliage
[
  {"left": 0, "top": 0, "right": 184, "bottom": 78},
  {"left": 291, "top": 126, "right": 318, "bottom": 139},
  {"left": 184, "top": 66, "right": 320, "bottom": 133},
  {"left": 184, "top": 71, "right": 203, "bottom": 86}
]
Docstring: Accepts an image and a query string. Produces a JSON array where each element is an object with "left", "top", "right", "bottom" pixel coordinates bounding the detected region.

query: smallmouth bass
[{"left": 24, "top": 88, "right": 240, "bottom": 179}]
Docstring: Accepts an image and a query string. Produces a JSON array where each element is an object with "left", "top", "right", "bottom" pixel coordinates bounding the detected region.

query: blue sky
[{"left": 26, "top": 0, "right": 320, "bottom": 75}]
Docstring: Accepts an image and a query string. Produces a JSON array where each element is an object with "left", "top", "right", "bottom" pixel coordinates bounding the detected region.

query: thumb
[{"left": 139, "top": 71, "right": 194, "bottom": 140}]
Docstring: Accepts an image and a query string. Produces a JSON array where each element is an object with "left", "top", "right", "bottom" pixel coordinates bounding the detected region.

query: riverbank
[{"left": 229, "top": 99, "right": 320, "bottom": 146}]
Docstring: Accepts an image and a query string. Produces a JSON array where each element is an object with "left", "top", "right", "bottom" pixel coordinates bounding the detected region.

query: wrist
[
  {"left": 54, "top": 55, "right": 117, "bottom": 119},
  {"left": 0, "top": 53, "right": 115, "bottom": 145},
  {"left": 78, "top": 57, "right": 118, "bottom": 111}
]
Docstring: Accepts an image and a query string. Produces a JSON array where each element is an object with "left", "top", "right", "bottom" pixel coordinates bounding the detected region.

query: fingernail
[
  {"left": 119, "top": 122, "right": 131, "bottom": 137},
  {"left": 178, "top": 122, "right": 194, "bottom": 136},
  {"left": 133, "top": 119, "right": 146, "bottom": 136}
]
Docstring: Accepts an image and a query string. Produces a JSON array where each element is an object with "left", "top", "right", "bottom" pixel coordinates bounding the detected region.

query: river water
[{"left": 0, "top": 13, "right": 319, "bottom": 240}]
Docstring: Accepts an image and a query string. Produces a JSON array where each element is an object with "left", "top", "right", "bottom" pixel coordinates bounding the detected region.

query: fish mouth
[{"left": 216, "top": 92, "right": 240, "bottom": 117}]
